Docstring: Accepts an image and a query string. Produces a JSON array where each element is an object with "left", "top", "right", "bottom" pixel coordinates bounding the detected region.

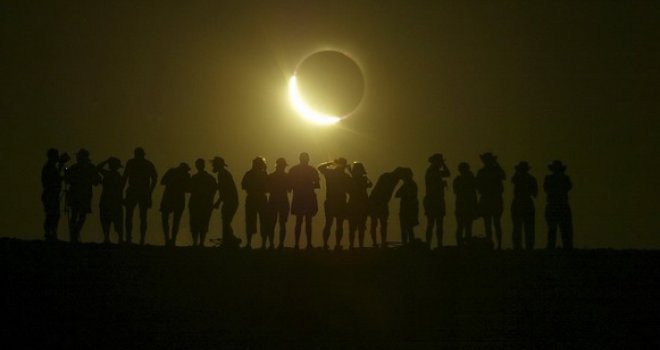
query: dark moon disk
[{"left": 295, "top": 50, "right": 365, "bottom": 117}]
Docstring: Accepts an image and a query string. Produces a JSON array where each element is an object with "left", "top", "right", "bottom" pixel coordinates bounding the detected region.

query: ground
[{"left": 2, "top": 238, "right": 659, "bottom": 348}]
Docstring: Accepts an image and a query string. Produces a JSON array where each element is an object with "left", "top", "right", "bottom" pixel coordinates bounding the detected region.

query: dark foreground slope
[{"left": 2, "top": 238, "right": 660, "bottom": 349}]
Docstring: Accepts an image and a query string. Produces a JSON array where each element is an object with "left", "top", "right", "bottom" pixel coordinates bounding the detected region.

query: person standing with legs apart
[
  {"left": 123, "top": 147, "right": 158, "bottom": 245},
  {"left": 64, "top": 149, "right": 101, "bottom": 243},
  {"left": 453, "top": 162, "right": 478, "bottom": 247},
  {"left": 267, "top": 158, "right": 291, "bottom": 250},
  {"left": 289, "top": 152, "right": 320, "bottom": 250},
  {"left": 212, "top": 156, "right": 241, "bottom": 248},
  {"left": 160, "top": 162, "right": 191, "bottom": 247},
  {"left": 347, "top": 162, "right": 372, "bottom": 249},
  {"left": 511, "top": 161, "right": 538, "bottom": 250},
  {"left": 544, "top": 160, "right": 573, "bottom": 250},
  {"left": 318, "top": 158, "right": 351, "bottom": 250},
  {"left": 242, "top": 157, "right": 269, "bottom": 249},
  {"left": 424, "top": 153, "right": 451, "bottom": 249},
  {"left": 396, "top": 168, "right": 419, "bottom": 246},
  {"left": 97, "top": 157, "right": 125, "bottom": 244},
  {"left": 41, "top": 148, "right": 69, "bottom": 242},
  {"left": 189, "top": 159, "right": 217, "bottom": 247},
  {"left": 476, "top": 152, "right": 506, "bottom": 250}
]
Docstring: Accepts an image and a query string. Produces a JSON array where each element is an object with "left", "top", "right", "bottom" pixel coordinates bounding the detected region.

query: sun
[
  {"left": 288, "top": 76, "right": 342, "bottom": 125},
  {"left": 288, "top": 50, "right": 365, "bottom": 126}
]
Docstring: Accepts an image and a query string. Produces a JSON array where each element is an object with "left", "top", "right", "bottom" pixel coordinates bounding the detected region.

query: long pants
[
  {"left": 161, "top": 209, "right": 183, "bottom": 246},
  {"left": 370, "top": 215, "right": 388, "bottom": 247},
  {"left": 483, "top": 214, "right": 503, "bottom": 249},
  {"left": 294, "top": 215, "right": 313, "bottom": 248},
  {"left": 512, "top": 210, "right": 535, "bottom": 250},
  {"left": 126, "top": 203, "right": 148, "bottom": 245},
  {"left": 546, "top": 206, "right": 573, "bottom": 250}
]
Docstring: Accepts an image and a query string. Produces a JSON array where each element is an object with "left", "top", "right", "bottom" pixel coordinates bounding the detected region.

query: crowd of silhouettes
[{"left": 41, "top": 147, "right": 574, "bottom": 250}]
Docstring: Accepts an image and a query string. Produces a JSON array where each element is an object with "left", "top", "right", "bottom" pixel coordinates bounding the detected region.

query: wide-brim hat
[
  {"left": 480, "top": 152, "right": 497, "bottom": 162},
  {"left": 515, "top": 161, "right": 531, "bottom": 172},
  {"left": 108, "top": 157, "right": 123, "bottom": 168},
  {"left": 548, "top": 160, "right": 566, "bottom": 172},
  {"left": 209, "top": 156, "right": 228, "bottom": 167},
  {"left": 428, "top": 153, "right": 444, "bottom": 164}
]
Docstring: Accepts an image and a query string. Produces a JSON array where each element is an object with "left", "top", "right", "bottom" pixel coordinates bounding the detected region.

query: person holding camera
[
  {"left": 476, "top": 152, "right": 506, "bottom": 250},
  {"left": 318, "top": 157, "right": 351, "bottom": 250},
  {"left": 41, "top": 148, "right": 70, "bottom": 241}
]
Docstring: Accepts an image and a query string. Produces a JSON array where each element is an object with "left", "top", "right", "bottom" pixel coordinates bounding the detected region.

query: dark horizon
[{"left": 2, "top": 1, "right": 659, "bottom": 248}]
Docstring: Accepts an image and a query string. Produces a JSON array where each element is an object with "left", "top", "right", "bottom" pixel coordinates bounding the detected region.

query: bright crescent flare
[{"left": 288, "top": 76, "right": 341, "bottom": 125}]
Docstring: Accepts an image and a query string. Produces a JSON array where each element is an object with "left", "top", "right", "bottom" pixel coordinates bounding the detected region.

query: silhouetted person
[
  {"left": 160, "top": 162, "right": 191, "bottom": 247},
  {"left": 347, "top": 162, "right": 372, "bottom": 249},
  {"left": 544, "top": 160, "right": 573, "bottom": 250},
  {"left": 41, "top": 148, "right": 69, "bottom": 241},
  {"left": 424, "top": 153, "right": 451, "bottom": 249},
  {"left": 453, "top": 162, "right": 478, "bottom": 246},
  {"left": 212, "top": 156, "right": 241, "bottom": 247},
  {"left": 511, "top": 161, "right": 538, "bottom": 250},
  {"left": 396, "top": 168, "right": 419, "bottom": 246},
  {"left": 123, "top": 147, "right": 158, "bottom": 245},
  {"left": 97, "top": 157, "right": 124, "bottom": 244},
  {"left": 64, "top": 149, "right": 101, "bottom": 243},
  {"left": 189, "top": 158, "right": 217, "bottom": 247},
  {"left": 242, "top": 157, "right": 269, "bottom": 249},
  {"left": 476, "top": 152, "right": 506, "bottom": 250},
  {"left": 368, "top": 167, "right": 405, "bottom": 248},
  {"left": 318, "top": 158, "right": 351, "bottom": 250},
  {"left": 267, "top": 157, "right": 291, "bottom": 249},
  {"left": 289, "top": 152, "right": 320, "bottom": 249}
]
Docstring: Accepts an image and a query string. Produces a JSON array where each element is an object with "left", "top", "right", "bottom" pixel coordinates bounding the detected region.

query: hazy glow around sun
[{"left": 288, "top": 76, "right": 341, "bottom": 126}]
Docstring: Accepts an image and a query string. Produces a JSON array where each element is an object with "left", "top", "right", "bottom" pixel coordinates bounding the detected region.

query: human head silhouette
[
  {"left": 252, "top": 156, "right": 266, "bottom": 171},
  {"left": 178, "top": 162, "right": 191, "bottom": 173},
  {"left": 548, "top": 160, "right": 566, "bottom": 174},
  {"left": 458, "top": 162, "right": 470, "bottom": 174},
  {"left": 76, "top": 148, "right": 90, "bottom": 163},
  {"left": 480, "top": 152, "right": 497, "bottom": 166},
  {"left": 108, "top": 157, "right": 122, "bottom": 171},
  {"left": 210, "top": 156, "right": 227, "bottom": 173},
  {"left": 275, "top": 157, "right": 287, "bottom": 171},
  {"left": 299, "top": 152, "right": 310, "bottom": 165},
  {"left": 515, "top": 161, "right": 531, "bottom": 173},
  {"left": 134, "top": 147, "right": 146, "bottom": 160},
  {"left": 195, "top": 158, "right": 205, "bottom": 172},
  {"left": 351, "top": 161, "right": 366, "bottom": 176},
  {"left": 400, "top": 167, "right": 413, "bottom": 182}
]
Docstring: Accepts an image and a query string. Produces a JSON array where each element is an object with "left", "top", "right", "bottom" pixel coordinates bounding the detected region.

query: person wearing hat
[
  {"left": 97, "top": 156, "right": 125, "bottom": 244},
  {"left": 476, "top": 152, "right": 506, "bottom": 250},
  {"left": 424, "top": 153, "right": 451, "bottom": 249},
  {"left": 289, "top": 152, "right": 320, "bottom": 250},
  {"left": 267, "top": 157, "right": 292, "bottom": 249},
  {"left": 64, "top": 148, "right": 102, "bottom": 243},
  {"left": 160, "top": 162, "right": 192, "bottom": 247},
  {"left": 453, "top": 162, "right": 478, "bottom": 246},
  {"left": 212, "top": 156, "right": 241, "bottom": 247},
  {"left": 123, "top": 147, "right": 158, "bottom": 245},
  {"left": 511, "top": 161, "right": 538, "bottom": 250},
  {"left": 242, "top": 157, "right": 269, "bottom": 249},
  {"left": 189, "top": 158, "right": 217, "bottom": 247},
  {"left": 318, "top": 157, "right": 351, "bottom": 250},
  {"left": 41, "top": 148, "right": 70, "bottom": 242},
  {"left": 544, "top": 160, "right": 573, "bottom": 250},
  {"left": 347, "top": 161, "right": 372, "bottom": 249}
]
